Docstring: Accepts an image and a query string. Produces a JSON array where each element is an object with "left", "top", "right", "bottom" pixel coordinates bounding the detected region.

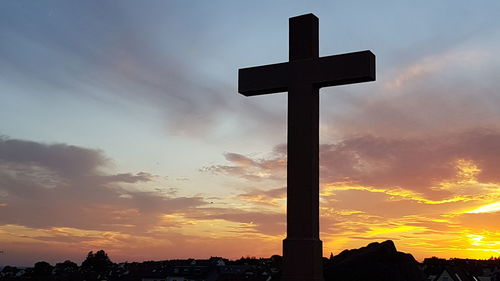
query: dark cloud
[
  {"left": 321, "top": 129, "right": 500, "bottom": 195},
  {"left": 0, "top": 137, "right": 206, "bottom": 232},
  {"left": 205, "top": 129, "right": 500, "bottom": 200},
  {"left": 224, "top": 153, "right": 257, "bottom": 167},
  {"left": 201, "top": 151, "right": 286, "bottom": 181},
  {"left": 0, "top": 138, "right": 106, "bottom": 177}
]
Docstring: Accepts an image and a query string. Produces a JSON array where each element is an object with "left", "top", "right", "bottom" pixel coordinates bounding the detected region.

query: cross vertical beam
[{"left": 283, "top": 14, "right": 322, "bottom": 281}]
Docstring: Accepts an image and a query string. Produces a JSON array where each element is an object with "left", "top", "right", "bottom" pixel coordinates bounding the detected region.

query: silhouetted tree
[
  {"left": 1, "top": 265, "right": 20, "bottom": 278},
  {"left": 33, "top": 261, "right": 54, "bottom": 281},
  {"left": 54, "top": 260, "right": 81, "bottom": 281},
  {"left": 270, "top": 255, "right": 283, "bottom": 268},
  {"left": 234, "top": 256, "right": 259, "bottom": 265},
  {"left": 80, "top": 250, "right": 113, "bottom": 281},
  {"left": 82, "top": 250, "right": 113, "bottom": 270}
]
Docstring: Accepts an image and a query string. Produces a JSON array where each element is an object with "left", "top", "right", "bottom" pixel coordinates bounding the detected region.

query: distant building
[
  {"left": 142, "top": 258, "right": 229, "bottom": 281},
  {"left": 433, "top": 267, "right": 478, "bottom": 281},
  {"left": 216, "top": 274, "right": 271, "bottom": 281}
]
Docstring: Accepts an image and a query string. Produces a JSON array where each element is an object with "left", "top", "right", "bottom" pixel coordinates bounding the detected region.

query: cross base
[{"left": 282, "top": 238, "right": 324, "bottom": 281}]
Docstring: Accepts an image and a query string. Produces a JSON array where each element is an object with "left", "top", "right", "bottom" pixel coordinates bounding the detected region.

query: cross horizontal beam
[{"left": 238, "top": 50, "right": 375, "bottom": 96}]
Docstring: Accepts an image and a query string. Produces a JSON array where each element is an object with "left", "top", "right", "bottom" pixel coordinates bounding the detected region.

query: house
[
  {"left": 166, "top": 277, "right": 185, "bottom": 281},
  {"left": 479, "top": 267, "right": 500, "bottom": 281},
  {"left": 434, "top": 267, "right": 478, "bottom": 281},
  {"left": 164, "top": 258, "right": 223, "bottom": 281},
  {"left": 215, "top": 273, "right": 272, "bottom": 281}
]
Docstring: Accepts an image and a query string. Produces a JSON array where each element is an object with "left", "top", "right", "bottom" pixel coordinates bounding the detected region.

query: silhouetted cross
[{"left": 238, "top": 14, "right": 375, "bottom": 281}]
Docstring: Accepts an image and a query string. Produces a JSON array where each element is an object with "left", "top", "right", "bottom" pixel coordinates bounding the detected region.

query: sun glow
[
  {"left": 467, "top": 234, "right": 485, "bottom": 246},
  {"left": 467, "top": 202, "right": 500, "bottom": 213}
]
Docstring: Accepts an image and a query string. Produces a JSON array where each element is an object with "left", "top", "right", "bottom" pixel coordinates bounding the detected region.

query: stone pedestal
[{"left": 282, "top": 238, "right": 324, "bottom": 281}]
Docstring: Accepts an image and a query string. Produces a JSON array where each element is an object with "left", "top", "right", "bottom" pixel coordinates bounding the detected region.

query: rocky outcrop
[{"left": 324, "top": 240, "right": 425, "bottom": 281}]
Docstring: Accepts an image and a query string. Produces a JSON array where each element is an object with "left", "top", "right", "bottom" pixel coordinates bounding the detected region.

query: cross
[{"left": 238, "top": 14, "right": 375, "bottom": 281}]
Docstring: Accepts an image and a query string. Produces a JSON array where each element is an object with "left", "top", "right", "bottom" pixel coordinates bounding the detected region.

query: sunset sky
[{"left": 1, "top": 1, "right": 500, "bottom": 266}]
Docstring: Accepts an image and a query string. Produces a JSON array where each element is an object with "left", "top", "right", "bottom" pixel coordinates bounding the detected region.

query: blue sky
[{"left": 1, "top": 0, "right": 500, "bottom": 266}]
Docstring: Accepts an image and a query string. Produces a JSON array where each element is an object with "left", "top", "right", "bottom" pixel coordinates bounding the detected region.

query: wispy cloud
[
  {"left": 385, "top": 48, "right": 492, "bottom": 89},
  {"left": 0, "top": 1, "right": 285, "bottom": 139}
]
